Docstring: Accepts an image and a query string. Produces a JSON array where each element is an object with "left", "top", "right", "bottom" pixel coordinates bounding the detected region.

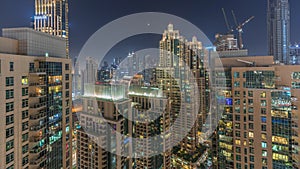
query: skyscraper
[
  {"left": 0, "top": 28, "right": 72, "bottom": 169},
  {"left": 267, "top": 0, "right": 290, "bottom": 64},
  {"left": 34, "top": 0, "right": 69, "bottom": 58}
]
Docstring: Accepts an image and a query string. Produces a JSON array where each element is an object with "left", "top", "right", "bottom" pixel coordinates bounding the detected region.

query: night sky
[{"left": 0, "top": 0, "right": 299, "bottom": 60}]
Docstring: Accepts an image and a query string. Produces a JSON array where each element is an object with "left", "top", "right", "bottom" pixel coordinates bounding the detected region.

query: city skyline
[{"left": 0, "top": 0, "right": 300, "bottom": 59}]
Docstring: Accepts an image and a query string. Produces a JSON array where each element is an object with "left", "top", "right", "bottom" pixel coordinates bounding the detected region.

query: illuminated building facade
[
  {"left": 0, "top": 31, "right": 72, "bottom": 169},
  {"left": 156, "top": 24, "right": 209, "bottom": 168},
  {"left": 267, "top": 0, "right": 290, "bottom": 64},
  {"left": 128, "top": 86, "right": 172, "bottom": 169},
  {"left": 216, "top": 56, "right": 300, "bottom": 169},
  {"left": 34, "top": 0, "right": 69, "bottom": 57},
  {"left": 290, "top": 44, "right": 300, "bottom": 65},
  {"left": 77, "top": 84, "right": 133, "bottom": 169}
]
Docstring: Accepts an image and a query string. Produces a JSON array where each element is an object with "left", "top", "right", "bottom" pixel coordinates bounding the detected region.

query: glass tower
[
  {"left": 267, "top": 0, "right": 290, "bottom": 64},
  {"left": 34, "top": 0, "right": 69, "bottom": 58}
]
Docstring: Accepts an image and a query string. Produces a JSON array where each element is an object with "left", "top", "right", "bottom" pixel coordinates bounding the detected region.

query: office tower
[
  {"left": 156, "top": 24, "right": 209, "bottom": 168},
  {"left": 82, "top": 56, "right": 98, "bottom": 85},
  {"left": 216, "top": 56, "right": 300, "bottom": 169},
  {"left": 214, "top": 34, "right": 248, "bottom": 57},
  {"left": 290, "top": 44, "right": 300, "bottom": 65},
  {"left": 128, "top": 86, "right": 172, "bottom": 169},
  {"left": 34, "top": 0, "right": 69, "bottom": 57},
  {"left": 267, "top": 0, "right": 290, "bottom": 64},
  {"left": 0, "top": 28, "right": 72, "bottom": 169},
  {"left": 77, "top": 83, "right": 132, "bottom": 169}
]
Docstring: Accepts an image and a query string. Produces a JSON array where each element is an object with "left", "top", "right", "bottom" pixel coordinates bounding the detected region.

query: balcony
[
  {"left": 29, "top": 93, "right": 46, "bottom": 98},
  {"left": 29, "top": 154, "right": 46, "bottom": 166},
  {"left": 30, "top": 145, "right": 46, "bottom": 154},
  {"left": 30, "top": 112, "right": 46, "bottom": 121},
  {"left": 29, "top": 82, "right": 46, "bottom": 86},
  {"left": 29, "top": 68, "right": 46, "bottom": 74},
  {"left": 30, "top": 123, "right": 46, "bottom": 131},
  {"left": 29, "top": 102, "right": 46, "bottom": 109}
]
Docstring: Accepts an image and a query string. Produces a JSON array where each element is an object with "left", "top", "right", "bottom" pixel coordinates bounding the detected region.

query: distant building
[
  {"left": 290, "top": 44, "right": 300, "bottom": 65},
  {"left": 267, "top": 0, "right": 290, "bottom": 64},
  {"left": 34, "top": 0, "right": 69, "bottom": 57}
]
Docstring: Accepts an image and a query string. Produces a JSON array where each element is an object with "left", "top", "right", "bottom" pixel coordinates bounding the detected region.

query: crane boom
[
  {"left": 222, "top": 8, "right": 231, "bottom": 32},
  {"left": 231, "top": 10, "right": 238, "bottom": 27}
]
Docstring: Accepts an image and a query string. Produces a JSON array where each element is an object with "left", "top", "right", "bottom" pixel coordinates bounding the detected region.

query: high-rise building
[
  {"left": 0, "top": 28, "right": 72, "bottom": 169},
  {"left": 156, "top": 24, "right": 209, "bottom": 168},
  {"left": 34, "top": 0, "right": 69, "bottom": 57},
  {"left": 290, "top": 44, "right": 300, "bottom": 65},
  {"left": 216, "top": 56, "right": 300, "bottom": 169},
  {"left": 214, "top": 33, "right": 248, "bottom": 57},
  {"left": 77, "top": 83, "right": 132, "bottom": 169},
  {"left": 267, "top": 0, "right": 290, "bottom": 64}
]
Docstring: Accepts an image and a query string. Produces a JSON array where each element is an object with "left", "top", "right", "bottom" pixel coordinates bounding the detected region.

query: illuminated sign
[{"left": 34, "top": 15, "right": 47, "bottom": 20}]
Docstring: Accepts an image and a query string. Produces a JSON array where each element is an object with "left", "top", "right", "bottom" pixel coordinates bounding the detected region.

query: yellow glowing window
[
  {"left": 249, "top": 132, "right": 254, "bottom": 138},
  {"left": 262, "top": 134, "right": 267, "bottom": 140},
  {"left": 235, "top": 140, "right": 241, "bottom": 145},
  {"left": 22, "top": 76, "right": 28, "bottom": 85}
]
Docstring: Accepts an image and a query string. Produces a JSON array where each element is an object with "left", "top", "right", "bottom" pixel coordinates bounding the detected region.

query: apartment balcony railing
[
  {"left": 29, "top": 68, "right": 46, "bottom": 74},
  {"left": 29, "top": 154, "right": 46, "bottom": 165},
  {"left": 29, "top": 93, "right": 46, "bottom": 97},
  {"left": 29, "top": 102, "right": 46, "bottom": 109},
  {"left": 30, "top": 112, "right": 46, "bottom": 121}
]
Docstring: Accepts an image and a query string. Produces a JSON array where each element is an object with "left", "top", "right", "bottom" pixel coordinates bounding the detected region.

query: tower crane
[{"left": 231, "top": 10, "right": 255, "bottom": 49}]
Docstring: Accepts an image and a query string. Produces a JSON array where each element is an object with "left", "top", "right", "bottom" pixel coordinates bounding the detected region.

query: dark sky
[{"left": 0, "top": 0, "right": 299, "bottom": 60}]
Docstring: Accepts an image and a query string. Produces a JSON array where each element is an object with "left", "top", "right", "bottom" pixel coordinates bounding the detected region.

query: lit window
[
  {"left": 235, "top": 139, "right": 241, "bottom": 145},
  {"left": 249, "top": 132, "right": 254, "bottom": 138},
  {"left": 22, "top": 76, "right": 28, "bottom": 85},
  {"left": 262, "top": 142, "right": 267, "bottom": 148},
  {"left": 262, "top": 150, "right": 267, "bottom": 157}
]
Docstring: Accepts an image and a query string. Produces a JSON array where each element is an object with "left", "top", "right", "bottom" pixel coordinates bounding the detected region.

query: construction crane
[
  {"left": 222, "top": 8, "right": 235, "bottom": 33},
  {"left": 231, "top": 10, "right": 255, "bottom": 49}
]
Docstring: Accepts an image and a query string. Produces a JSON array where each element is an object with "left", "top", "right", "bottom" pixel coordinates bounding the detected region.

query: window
[
  {"left": 236, "top": 147, "right": 241, "bottom": 153},
  {"left": 261, "top": 92, "right": 266, "bottom": 98},
  {"left": 248, "top": 91, "right": 253, "bottom": 97},
  {"left": 235, "top": 139, "right": 241, "bottom": 145},
  {"left": 66, "top": 91, "right": 69, "bottom": 97},
  {"left": 236, "top": 131, "right": 241, "bottom": 137},
  {"left": 236, "top": 155, "right": 241, "bottom": 161},
  {"left": 249, "top": 115, "right": 254, "bottom": 121},
  {"left": 261, "top": 108, "right": 267, "bottom": 114},
  {"left": 22, "top": 110, "right": 28, "bottom": 119},
  {"left": 234, "top": 91, "right": 240, "bottom": 97},
  {"left": 6, "top": 127, "right": 14, "bottom": 138},
  {"left": 66, "top": 82, "right": 69, "bottom": 89},
  {"left": 262, "top": 125, "right": 267, "bottom": 131},
  {"left": 234, "top": 81, "right": 240, "bottom": 87},
  {"left": 262, "top": 150, "right": 267, "bottom": 157},
  {"left": 6, "top": 102, "right": 14, "bottom": 112},
  {"left": 249, "top": 123, "right": 254, "bottom": 129},
  {"left": 262, "top": 133, "right": 267, "bottom": 140},
  {"left": 65, "top": 64, "right": 69, "bottom": 70},
  {"left": 65, "top": 74, "right": 69, "bottom": 81},
  {"left": 6, "top": 115, "right": 14, "bottom": 125},
  {"left": 9, "top": 62, "right": 14, "bottom": 71},
  {"left": 6, "top": 140, "right": 14, "bottom": 151},
  {"left": 66, "top": 108, "right": 70, "bottom": 115},
  {"left": 22, "top": 99, "right": 28, "bottom": 108},
  {"left": 22, "top": 76, "right": 28, "bottom": 85},
  {"left": 234, "top": 72, "right": 240, "bottom": 78},
  {"left": 22, "top": 88, "right": 28, "bottom": 96},
  {"left": 22, "top": 122, "right": 28, "bottom": 131},
  {"left": 22, "top": 133, "right": 28, "bottom": 142},
  {"left": 6, "top": 152, "right": 14, "bottom": 164},
  {"left": 6, "top": 89, "right": 14, "bottom": 99},
  {"left": 235, "top": 115, "right": 240, "bottom": 121},
  {"left": 249, "top": 132, "right": 254, "bottom": 138},
  {"left": 236, "top": 163, "right": 241, "bottom": 169},
  {"left": 250, "top": 147, "right": 254, "bottom": 154},
  {"left": 248, "top": 107, "right": 254, "bottom": 113},
  {"left": 262, "top": 142, "right": 267, "bottom": 148},
  {"left": 22, "top": 144, "right": 28, "bottom": 154},
  {"left": 261, "top": 100, "right": 267, "bottom": 106},
  {"left": 261, "top": 116, "right": 267, "bottom": 123},
  {"left": 250, "top": 155, "right": 254, "bottom": 162},
  {"left": 262, "top": 158, "right": 267, "bottom": 165},
  {"left": 22, "top": 155, "right": 28, "bottom": 166},
  {"left": 6, "top": 77, "right": 14, "bottom": 86},
  {"left": 248, "top": 99, "right": 253, "bottom": 105}
]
